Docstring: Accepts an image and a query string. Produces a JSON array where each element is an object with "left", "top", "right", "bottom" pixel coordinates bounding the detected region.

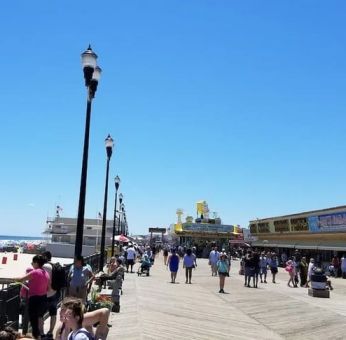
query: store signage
[
  {"left": 182, "top": 223, "right": 233, "bottom": 233},
  {"left": 308, "top": 212, "right": 346, "bottom": 232},
  {"left": 243, "top": 229, "right": 258, "bottom": 241}
]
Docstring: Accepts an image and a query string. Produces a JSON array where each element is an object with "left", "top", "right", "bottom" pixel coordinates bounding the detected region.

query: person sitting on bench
[{"left": 97, "top": 259, "right": 124, "bottom": 291}]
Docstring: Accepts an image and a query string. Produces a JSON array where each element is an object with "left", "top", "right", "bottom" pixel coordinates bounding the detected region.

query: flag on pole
[
  {"left": 98, "top": 212, "right": 102, "bottom": 219},
  {"left": 56, "top": 205, "right": 63, "bottom": 217}
]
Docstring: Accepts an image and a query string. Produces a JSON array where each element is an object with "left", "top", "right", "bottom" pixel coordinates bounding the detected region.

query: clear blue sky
[{"left": 1, "top": 1, "right": 346, "bottom": 236}]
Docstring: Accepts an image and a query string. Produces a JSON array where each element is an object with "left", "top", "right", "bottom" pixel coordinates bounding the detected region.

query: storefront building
[
  {"left": 249, "top": 205, "right": 346, "bottom": 263},
  {"left": 173, "top": 222, "right": 238, "bottom": 257},
  {"left": 169, "top": 201, "right": 242, "bottom": 257}
]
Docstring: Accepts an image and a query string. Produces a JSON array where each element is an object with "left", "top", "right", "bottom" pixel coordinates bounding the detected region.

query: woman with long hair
[
  {"left": 183, "top": 248, "right": 197, "bottom": 284},
  {"left": 217, "top": 253, "right": 230, "bottom": 293},
  {"left": 58, "top": 297, "right": 93, "bottom": 340}
]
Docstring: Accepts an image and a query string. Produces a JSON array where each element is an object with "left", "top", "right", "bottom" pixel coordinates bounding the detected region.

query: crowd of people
[
  {"left": 7, "top": 251, "right": 112, "bottom": 340},
  {"left": 4, "top": 242, "right": 346, "bottom": 339},
  {"left": 238, "top": 248, "right": 335, "bottom": 291}
]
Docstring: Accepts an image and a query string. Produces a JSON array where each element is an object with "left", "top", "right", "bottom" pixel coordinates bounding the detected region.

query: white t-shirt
[
  {"left": 43, "top": 262, "right": 57, "bottom": 298},
  {"left": 308, "top": 262, "right": 315, "bottom": 278},
  {"left": 341, "top": 257, "right": 346, "bottom": 270},
  {"left": 209, "top": 250, "right": 220, "bottom": 264},
  {"left": 126, "top": 247, "right": 136, "bottom": 260},
  {"left": 68, "top": 328, "right": 92, "bottom": 340}
]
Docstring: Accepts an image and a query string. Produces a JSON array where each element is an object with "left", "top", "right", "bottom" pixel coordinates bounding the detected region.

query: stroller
[{"left": 137, "top": 255, "right": 151, "bottom": 276}]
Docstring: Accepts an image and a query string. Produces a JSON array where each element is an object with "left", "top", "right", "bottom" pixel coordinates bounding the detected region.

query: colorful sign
[
  {"left": 182, "top": 223, "right": 233, "bottom": 233},
  {"left": 308, "top": 212, "right": 346, "bottom": 232},
  {"left": 196, "top": 201, "right": 210, "bottom": 219}
]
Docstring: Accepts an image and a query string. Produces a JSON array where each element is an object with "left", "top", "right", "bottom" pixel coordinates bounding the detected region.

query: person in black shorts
[{"left": 163, "top": 248, "right": 169, "bottom": 265}]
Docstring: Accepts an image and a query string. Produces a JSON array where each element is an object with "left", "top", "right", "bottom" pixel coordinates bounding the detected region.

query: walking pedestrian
[
  {"left": 217, "top": 253, "right": 229, "bottom": 293},
  {"left": 259, "top": 252, "right": 268, "bottom": 283},
  {"left": 183, "top": 248, "right": 197, "bottom": 284},
  {"left": 332, "top": 256, "right": 340, "bottom": 278},
  {"left": 293, "top": 250, "right": 301, "bottom": 286},
  {"left": 307, "top": 258, "right": 315, "bottom": 286},
  {"left": 244, "top": 251, "right": 252, "bottom": 287},
  {"left": 209, "top": 246, "right": 220, "bottom": 276},
  {"left": 125, "top": 244, "right": 136, "bottom": 273},
  {"left": 285, "top": 260, "right": 297, "bottom": 287},
  {"left": 299, "top": 257, "right": 308, "bottom": 287},
  {"left": 252, "top": 251, "right": 260, "bottom": 288},
  {"left": 269, "top": 253, "right": 279, "bottom": 283},
  {"left": 167, "top": 249, "right": 180, "bottom": 283},
  {"left": 341, "top": 254, "right": 346, "bottom": 279},
  {"left": 163, "top": 247, "right": 169, "bottom": 266}
]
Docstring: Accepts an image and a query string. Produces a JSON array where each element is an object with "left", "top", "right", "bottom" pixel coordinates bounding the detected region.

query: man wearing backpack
[{"left": 43, "top": 251, "right": 60, "bottom": 339}]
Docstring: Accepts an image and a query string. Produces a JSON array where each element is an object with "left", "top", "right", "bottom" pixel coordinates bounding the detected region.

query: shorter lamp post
[
  {"left": 118, "top": 193, "right": 123, "bottom": 235},
  {"left": 124, "top": 214, "right": 128, "bottom": 236},
  {"left": 111, "top": 175, "right": 120, "bottom": 256},
  {"left": 120, "top": 204, "right": 125, "bottom": 235},
  {"left": 99, "top": 134, "right": 114, "bottom": 272}
]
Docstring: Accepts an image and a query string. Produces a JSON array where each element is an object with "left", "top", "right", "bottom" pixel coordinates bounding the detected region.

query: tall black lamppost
[
  {"left": 99, "top": 134, "right": 114, "bottom": 271},
  {"left": 111, "top": 175, "right": 120, "bottom": 256},
  {"left": 75, "top": 45, "right": 102, "bottom": 257},
  {"left": 118, "top": 193, "right": 123, "bottom": 235}
]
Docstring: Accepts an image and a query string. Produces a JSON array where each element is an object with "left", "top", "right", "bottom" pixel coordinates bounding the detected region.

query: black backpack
[{"left": 51, "top": 262, "right": 67, "bottom": 291}]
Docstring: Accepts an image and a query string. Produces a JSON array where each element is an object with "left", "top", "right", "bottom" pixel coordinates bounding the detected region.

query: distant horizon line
[{"left": 0, "top": 234, "right": 45, "bottom": 238}]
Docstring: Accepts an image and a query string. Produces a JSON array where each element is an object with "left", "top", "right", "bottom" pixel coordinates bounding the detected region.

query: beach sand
[{"left": 0, "top": 253, "right": 73, "bottom": 281}]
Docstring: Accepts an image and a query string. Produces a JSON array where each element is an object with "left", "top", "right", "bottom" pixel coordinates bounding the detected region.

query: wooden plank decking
[{"left": 107, "top": 254, "right": 346, "bottom": 339}]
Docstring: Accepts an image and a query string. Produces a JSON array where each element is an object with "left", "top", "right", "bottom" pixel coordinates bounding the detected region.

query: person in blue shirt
[
  {"left": 67, "top": 256, "right": 94, "bottom": 303},
  {"left": 269, "top": 253, "right": 279, "bottom": 283},
  {"left": 217, "top": 253, "right": 230, "bottom": 293},
  {"left": 183, "top": 248, "right": 197, "bottom": 284},
  {"left": 167, "top": 249, "right": 180, "bottom": 283}
]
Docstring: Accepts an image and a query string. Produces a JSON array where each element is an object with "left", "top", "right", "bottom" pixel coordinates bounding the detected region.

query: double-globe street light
[
  {"left": 111, "top": 175, "right": 120, "bottom": 256},
  {"left": 75, "top": 45, "right": 102, "bottom": 257},
  {"left": 99, "top": 135, "right": 114, "bottom": 271}
]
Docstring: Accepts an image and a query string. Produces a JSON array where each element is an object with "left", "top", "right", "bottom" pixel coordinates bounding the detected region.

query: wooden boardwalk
[{"left": 108, "top": 253, "right": 346, "bottom": 340}]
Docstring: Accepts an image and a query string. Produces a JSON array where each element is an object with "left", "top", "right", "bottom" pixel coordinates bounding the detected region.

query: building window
[
  {"left": 290, "top": 217, "right": 308, "bottom": 231},
  {"left": 258, "top": 222, "right": 270, "bottom": 233},
  {"left": 250, "top": 224, "right": 257, "bottom": 234},
  {"left": 274, "top": 219, "right": 289, "bottom": 232}
]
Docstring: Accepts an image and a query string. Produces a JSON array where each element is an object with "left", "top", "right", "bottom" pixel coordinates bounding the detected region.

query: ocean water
[{"left": 0, "top": 235, "right": 45, "bottom": 241}]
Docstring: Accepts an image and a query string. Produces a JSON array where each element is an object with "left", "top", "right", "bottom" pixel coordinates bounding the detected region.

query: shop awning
[
  {"left": 251, "top": 241, "right": 346, "bottom": 251},
  {"left": 273, "top": 243, "right": 296, "bottom": 248},
  {"left": 251, "top": 242, "right": 277, "bottom": 248},
  {"left": 294, "top": 244, "right": 318, "bottom": 250},
  {"left": 316, "top": 244, "right": 346, "bottom": 251}
]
